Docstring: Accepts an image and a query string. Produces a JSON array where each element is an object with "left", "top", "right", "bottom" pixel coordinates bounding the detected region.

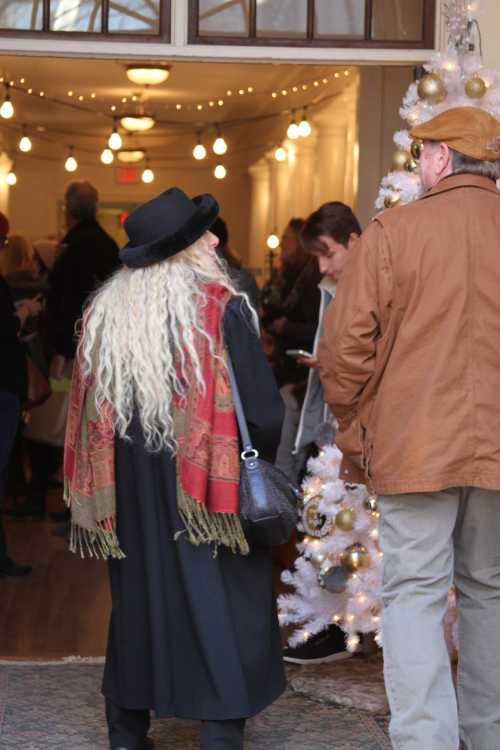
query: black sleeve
[
  {"left": 223, "top": 297, "right": 284, "bottom": 463},
  {"left": 0, "top": 277, "right": 21, "bottom": 339}
]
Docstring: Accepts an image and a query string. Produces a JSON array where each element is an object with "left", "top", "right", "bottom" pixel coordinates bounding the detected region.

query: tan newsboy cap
[{"left": 410, "top": 106, "right": 500, "bottom": 161}]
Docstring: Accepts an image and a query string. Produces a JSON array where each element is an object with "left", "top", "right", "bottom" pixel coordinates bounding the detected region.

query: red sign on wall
[{"left": 116, "top": 167, "right": 140, "bottom": 184}]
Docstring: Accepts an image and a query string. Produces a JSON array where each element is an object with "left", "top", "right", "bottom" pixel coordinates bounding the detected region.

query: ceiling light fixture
[
  {"left": 117, "top": 149, "right": 146, "bottom": 164},
  {"left": 120, "top": 115, "right": 155, "bottom": 132},
  {"left": 101, "top": 148, "right": 114, "bottom": 165},
  {"left": 108, "top": 118, "right": 123, "bottom": 150},
  {"left": 214, "top": 164, "right": 226, "bottom": 180},
  {"left": 193, "top": 132, "right": 207, "bottom": 161},
  {"left": 6, "top": 168, "right": 17, "bottom": 186},
  {"left": 212, "top": 125, "right": 227, "bottom": 156},
  {"left": 126, "top": 65, "right": 170, "bottom": 87},
  {"left": 19, "top": 127, "right": 32, "bottom": 153},
  {"left": 65, "top": 147, "right": 78, "bottom": 173},
  {"left": 0, "top": 84, "right": 14, "bottom": 119},
  {"left": 141, "top": 161, "right": 155, "bottom": 184}
]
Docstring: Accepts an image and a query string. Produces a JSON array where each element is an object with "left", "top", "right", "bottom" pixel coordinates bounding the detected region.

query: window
[
  {"left": 0, "top": 0, "right": 170, "bottom": 38},
  {"left": 190, "top": 0, "right": 436, "bottom": 48}
]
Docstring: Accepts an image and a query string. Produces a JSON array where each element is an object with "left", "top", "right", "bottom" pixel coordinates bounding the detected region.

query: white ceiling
[{"left": 0, "top": 56, "right": 356, "bottom": 168}]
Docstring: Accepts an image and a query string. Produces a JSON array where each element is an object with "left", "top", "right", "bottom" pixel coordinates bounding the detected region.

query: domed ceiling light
[
  {"left": 126, "top": 65, "right": 170, "bottom": 86},
  {"left": 120, "top": 115, "right": 155, "bottom": 132}
]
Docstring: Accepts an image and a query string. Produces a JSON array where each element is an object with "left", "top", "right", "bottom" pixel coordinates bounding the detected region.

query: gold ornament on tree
[
  {"left": 392, "top": 149, "right": 410, "bottom": 171},
  {"left": 335, "top": 507, "right": 356, "bottom": 531},
  {"left": 384, "top": 193, "right": 400, "bottom": 209},
  {"left": 341, "top": 543, "right": 371, "bottom": 572},
  {"left": 308, "top": 546, "right": 327, "bottom": 569},
  {"left": 405, "top": 157, "right": 419, "bottom": 173},
  {"left": 411, "top": 138, "right": 423, "bottom": 160},
  {"left": 417, "top": 72, "right": 447, "bottom": 104},
  {"left": 465, "top": 76, "right": 487, "bottom": 99},
  {"left": 364, "top": 495, "right": 378, "bottom": 514},
  {"left": 302, "top": 499, "right": 333, "bottom": 538}
]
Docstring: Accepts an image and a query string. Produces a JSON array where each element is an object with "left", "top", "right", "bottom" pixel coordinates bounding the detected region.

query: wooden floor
[{"left": 0, "top": 489, "right": 110, "bottom": 660}]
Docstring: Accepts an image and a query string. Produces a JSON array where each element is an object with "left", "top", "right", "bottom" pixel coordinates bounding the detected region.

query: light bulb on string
[
  {"left": 101, "top": 147, "right": 114, "bottom": 165},
  {"left": 142, "top": 162, "right": 155, "bottom": 184},
  {"left": 214, "top": 164, "right": 226, "bottom": 180},
  {"left": 108, "top": 119, "right": 122, "bottom": 150},
  {"left": 6, "top": 169, "right": 17, "bottom": 186},
  {"left": 298, "top": 109, "right": 312, "bottom": 137},
  {"left": 65, "top": 147, "right": 78, "bottom": 173},
  {"left": 212, "top": 125, "right": 227, "bottom": 156},
  {"left": 274, "top": 146, "right": 287, "bottom": 162},
  {"left": 193, "top": 132, "right": 207, "bottom": 160},
  {"left": 0, "top": 85, "right": 14, "bottom": 119},
  {"left": 19, "top": 128, "right": 32, "bottom": 153},
  {"left": 266, "top": 232, "right": 280, "bottom": 250},
  {"left": 287, "top": 115, "right": 300, "bottom": 140}
]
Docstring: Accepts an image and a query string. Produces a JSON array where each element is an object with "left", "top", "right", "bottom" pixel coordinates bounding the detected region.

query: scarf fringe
[
  {"left": 64, "top": 479, "right": 126, "bottom": 561},
  {"left": 177, "top": 489, "right": 249, "bottom": 557}
]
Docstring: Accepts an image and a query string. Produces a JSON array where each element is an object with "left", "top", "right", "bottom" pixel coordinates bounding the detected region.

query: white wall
[
  {"left": 477, "top": 0, "right": 500, "bottom": 70},
  {"left": 5, "top": 155, "right": 251, "bottom": 260}
]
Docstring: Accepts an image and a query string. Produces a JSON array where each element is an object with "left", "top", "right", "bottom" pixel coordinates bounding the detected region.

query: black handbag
[{"left": 226, "top": 357, "right": 299, "bottom": 548}]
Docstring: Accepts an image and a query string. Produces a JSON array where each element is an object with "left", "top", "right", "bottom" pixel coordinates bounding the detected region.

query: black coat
[
  {"left": 0, "top": 277, "right": 27, "bottom": 399},
  {"left": 46, "top": 220, "right": 120, "bottom": 359},
  {"left": 102, "top": 298, "right": 286, "bottom": 719}
]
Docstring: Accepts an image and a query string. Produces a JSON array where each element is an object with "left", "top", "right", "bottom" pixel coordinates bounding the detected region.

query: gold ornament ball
[
  {"left": 392, "top": 149, "right": 409, "bottom": 171},
  {"left": 465, "top": 76, "right": 487, "bottom": 99},
  {"left": 309, "top": 548, "right": 327, "bottom": 569},
  {"left": 364, "top": 495, "right": 378, "bottom": 514},
  {"left": 411, "top": 138, "right": 423, "bottom": 160},
  {"left": 405, "top": 157, "right": 419, "bottom": 173},
  {"left": 341, "top": 543, "right": 370, "bottom": 573},
  {"left": 417, "top": 73, "right": 447, "bottom": 104},
  {"left": 335, "top": 507, "right": 356, "bottom": 531},
  {"left": 384, "top": 193, "right": 400, "bottom": 209}
]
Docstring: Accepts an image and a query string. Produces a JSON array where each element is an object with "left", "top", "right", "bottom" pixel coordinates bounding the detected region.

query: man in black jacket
[{"left": 47, "top": 181, "right": 120, "bottom": 378}]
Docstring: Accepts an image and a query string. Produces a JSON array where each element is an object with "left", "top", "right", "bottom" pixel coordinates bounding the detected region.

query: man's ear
[{"left": 347, "top": 232, "right": 360, "bottom": 250}]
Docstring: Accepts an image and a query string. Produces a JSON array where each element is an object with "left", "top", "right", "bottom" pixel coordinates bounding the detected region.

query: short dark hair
[
  {"left": 65, "top": 181, "right": 98, "bottom": 222},
  {"left": 300, "top": 202, "right": 361, "bottom": 253},
  {"left": 287, "top": 217, "right": 305, "bottom": 235}
]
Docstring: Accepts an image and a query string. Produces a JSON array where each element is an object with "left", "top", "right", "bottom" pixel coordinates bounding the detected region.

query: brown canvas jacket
[{"left": 318, "top": 174, "right": 500, "bottom": 494}]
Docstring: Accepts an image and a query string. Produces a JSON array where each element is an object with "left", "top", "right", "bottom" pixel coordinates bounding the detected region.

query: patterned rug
[{"left": 0, "top": 662, "right": 391, "bottom": 750}]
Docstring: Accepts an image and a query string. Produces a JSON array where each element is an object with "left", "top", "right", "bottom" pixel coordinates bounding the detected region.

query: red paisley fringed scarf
[{"left": 64, "top": 282, "right": 248, "bottom": 560}]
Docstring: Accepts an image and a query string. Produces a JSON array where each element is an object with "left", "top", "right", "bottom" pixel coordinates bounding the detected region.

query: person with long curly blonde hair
[{"left": 65, "top": 188, "right": 285, "bottom": 750}]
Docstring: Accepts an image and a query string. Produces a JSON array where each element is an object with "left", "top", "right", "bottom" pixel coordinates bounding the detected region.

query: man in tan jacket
[{"left": 318, "top": 107, "right": 500, "bottom": 750}]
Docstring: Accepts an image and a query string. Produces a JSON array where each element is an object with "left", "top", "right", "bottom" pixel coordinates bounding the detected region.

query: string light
[
  {"left": 6, "top": 169, "right": 17, "bottom": 186},
  {"left": 65, "top": 147, "right": 78, "bottom": 173},
  {"left": 100, "top": 147, "right": 114, "bottom": 165},
  {"left": 141, "top": 162, "right": 155, "bottom": 184},
  {"left": 274, "top": 146, "right": 287, "bottom": 162},
  {"left": 298, "top": 109, "right": 312, "bottom": 137},
  {"left": 266, "top": 232, "right": 280, "bottom": 250},
  {"left": 193, "top": 133, "right": 207, "bottom": 161},
  {"left": 108, "top": 119, "right": 122, "bottom": 150},
  {"left": 212, "top": 125, "right": 227, "bottom": 156},
  {"left": 287, "top": 115, "right": 300, "bottom": 140},
  {"left": 214, "top": 164, "right": 227, "bottom": 179},
  {"left": 0, "top": 84, "right": 14, "bottom": 119},
  {"left": 18, "top": 127, "right": 32, "bottom": 153}
]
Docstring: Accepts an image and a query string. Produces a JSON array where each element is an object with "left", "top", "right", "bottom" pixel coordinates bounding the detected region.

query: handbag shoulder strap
[{"left": 226, "top": 356, "right": 256, "bottom": 455}]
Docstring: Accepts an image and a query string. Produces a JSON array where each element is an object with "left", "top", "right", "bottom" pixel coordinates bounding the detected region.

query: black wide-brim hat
[{"left": 120, "top": 187, "right": 219, "bottom": 268}]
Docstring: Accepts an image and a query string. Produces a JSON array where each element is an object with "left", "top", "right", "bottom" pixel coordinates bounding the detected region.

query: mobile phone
[{"left": 286, "top": 349, "right": 314, "bottom": 359}]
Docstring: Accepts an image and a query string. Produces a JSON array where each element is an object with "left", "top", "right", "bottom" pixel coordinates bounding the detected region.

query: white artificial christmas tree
[{"left": 279, "top": 0, "right": 498, "bottom": 653}]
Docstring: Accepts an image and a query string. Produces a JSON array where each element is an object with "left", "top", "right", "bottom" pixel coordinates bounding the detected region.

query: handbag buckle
[{"left": 241, "top": 448, "right": 259, "bottom": 461}]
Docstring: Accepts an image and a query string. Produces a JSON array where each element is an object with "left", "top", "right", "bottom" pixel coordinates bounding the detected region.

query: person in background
[
  {"left": 46, "top": 182, "right": 120, "bottom": 531},
  {"left": 0, "top": 234, "right": 40, "bottom": 302},
  {"left": 65, "top": 188, "right": 285, "bottom": 750},
  {"left": 210, "top": 216, "right": 260, "bottom": 311},
  {"left": 318, "top": 108, "right": 500, "bottom": 750},
  {"left": 0, "top": 212, "right": 41, "bottom": 577},
  {"left": 262, "top": 218, "right": 322, "bottom": 387},
  {"left": 276, "top": 202, "right": 362, "bottom": 666},
  {"left": 46, "top": 181, "right": 120, "bottom": 380}
]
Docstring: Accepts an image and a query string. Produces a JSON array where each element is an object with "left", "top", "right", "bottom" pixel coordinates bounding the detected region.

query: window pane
[
  {"left": 198, "top": 0, "right": 249, "bottom": 38},
  {"left": 50, "top": 0, "right": 102, "bottom": 31},
  {"left": 108, "top": 0, "right": 160, "bottom": 34},
  {"left": 0, "top": 0, "right": 43, "bottom": 30},
  {"left": 372, "top": 0, "right": 424, "bottom": 41},
  {"left": 256, "top": 0, "right": 307, "bottom": 39},
  {"left": 314, "top": 0, "right": 365, "bottom": 39}
]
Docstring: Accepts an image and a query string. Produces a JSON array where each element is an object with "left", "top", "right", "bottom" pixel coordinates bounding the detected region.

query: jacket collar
[{"left": 421, "top": 173, "right": 500, "bottom": 202}]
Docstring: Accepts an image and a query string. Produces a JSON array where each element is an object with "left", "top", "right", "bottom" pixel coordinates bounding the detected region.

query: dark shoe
[
  {"left": 113, "top": 739, "right": 155, "bottom": 750},
  {"left": 283, "top": 624, "right": 352, "bottom": 665},
  {"left": 0, "top": 557, "right": 32, "bottom": 578},
  {"left": 49, "top": 509, "right": 70, "bottom": 523}
]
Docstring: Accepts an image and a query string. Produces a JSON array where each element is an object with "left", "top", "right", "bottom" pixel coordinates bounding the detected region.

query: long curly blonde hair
[{"left": 79, "top": 234, "right": 255, "bottom": 452}]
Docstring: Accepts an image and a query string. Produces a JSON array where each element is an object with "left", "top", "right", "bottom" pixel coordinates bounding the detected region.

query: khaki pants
[{"left": 378, "top": 488, "right": 500, "bottom": 750}]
